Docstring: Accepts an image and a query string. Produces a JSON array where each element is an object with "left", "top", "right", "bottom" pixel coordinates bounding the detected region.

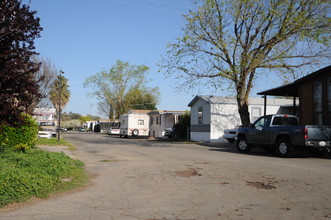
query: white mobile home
[
  {"left": 119, "top": 110, "right": 151, "bottom": 138},
  {"left": 148, "top": 110, "right": 186, "bottom": 138},
  {"left": 188, "top": 95, "right": 297, "bottom": 142}
]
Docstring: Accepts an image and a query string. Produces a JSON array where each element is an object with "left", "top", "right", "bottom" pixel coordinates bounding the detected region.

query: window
[
  {"left": 198, "top": 106, "right": 203, "bottom": 124},
  {"left": 138, "top": 120, "right": 144, "bottom": 125},
  {"left": 39, "top": 122, "right": 55, "bottom": 126},
  {"left": 156, "top": 116, "right": 159, "bottom": 124},
  {"left": 314, "top": 80, "right": 323, "bottom": 125},
  {"left": 150, "top": 117, "right": 153, "bottom": 125},
  {"left": 251, "top": 107, "right": 261, "bottom": 123},
  {"left": 254, "top": 116, "right": 266, "bottom": 128},
  {"left": 272, "top": 116, "right": 299, "bottom": 126}
]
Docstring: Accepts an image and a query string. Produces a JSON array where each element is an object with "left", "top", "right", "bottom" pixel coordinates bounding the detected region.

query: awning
[{"left": 257, "top": 82, "right": 298, "bottom": 97}]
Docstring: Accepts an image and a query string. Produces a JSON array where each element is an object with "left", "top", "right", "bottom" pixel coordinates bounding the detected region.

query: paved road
[{"left": 1, "top": 132, "right": 331, "bottom": 220}]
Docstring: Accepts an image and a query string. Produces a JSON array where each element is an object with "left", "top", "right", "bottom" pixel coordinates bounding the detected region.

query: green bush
[
  {"left": 0, "top": 149, "right": 85, "bottom": 207},
  {"left": 173, "top": 111, "right": 190, "bottom": 140},
  {"left": 0, "top": 114, "right": 38, "bottom": 152}
]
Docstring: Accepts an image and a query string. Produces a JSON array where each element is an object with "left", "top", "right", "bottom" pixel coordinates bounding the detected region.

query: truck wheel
[
  {"left": 132, "top": 129, "right": 139, "bottom": 137},
  {"left": 236, "top": 136, "right": 251, "bottom": 153},
  {"left": 277, "top": 138, "right": 293, "bottom": 158}
]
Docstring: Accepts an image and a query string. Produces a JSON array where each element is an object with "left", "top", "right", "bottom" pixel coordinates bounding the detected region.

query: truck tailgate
[{"left": 306, "top": 126, "right": 331, "bottom": 141}]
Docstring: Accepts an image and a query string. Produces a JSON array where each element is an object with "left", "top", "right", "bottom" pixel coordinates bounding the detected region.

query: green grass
[
  {"left": 0, "top": 149, "right": 88, "bottom": 208},
  {"left": 36, "top": 137, "right": 73, "bottom": 147}
]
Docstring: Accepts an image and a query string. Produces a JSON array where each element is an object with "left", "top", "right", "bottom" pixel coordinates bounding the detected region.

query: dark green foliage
[
  {"left": 0, "top": 114, "right": 38, "bottom": 152},
  {"left": 130, "top": 90, "right": 158, "bottom": 110},
  {"left": 0, "top": 149, "right": 84, "bottom": 207},
  {"left": 173, "top": 112, "right": 190, "bottom": 140},
  {"left": 0, "top": 0, "right": 43, "bottom": 125}
]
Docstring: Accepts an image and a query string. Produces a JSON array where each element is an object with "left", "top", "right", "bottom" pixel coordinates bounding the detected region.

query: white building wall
[
  {"left": 190, "top": 99, "right": 211, "bottom": 125},
  {"left": 190, "top": 132, "right": 210, "bottom": 142},
  {"left": 189, "top": 96, "right": 295, "bottom": 143},
  {"left": 149, "top": 115, "right": 163, "bottom": 137},
  {"left": 150, "top": 114, "right": 180, "bottom": 138},
  {"left": 210, "top": 103, "right": 241, "bottom": 142},
  {"left": 190, "top": 99, "right": 212, "bottom": 141}
]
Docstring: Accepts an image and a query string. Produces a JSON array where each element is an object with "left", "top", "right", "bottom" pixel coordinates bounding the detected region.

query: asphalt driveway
[{"left": 1, "top": 132, "right": 331, "bottom": 220}]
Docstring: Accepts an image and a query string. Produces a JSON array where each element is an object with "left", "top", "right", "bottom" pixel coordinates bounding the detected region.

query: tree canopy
[
  {"left": 160, "top": 0, "right": 331, "bottom": 125},
  {"left": 0, "top": 0, "right": 43, "bottom": 125},
  {"left": 84, "top": 60, "right": 160, "bottom": 119},
  {"left": 50, "top": 73, "right": 71, "bottom": 114}
]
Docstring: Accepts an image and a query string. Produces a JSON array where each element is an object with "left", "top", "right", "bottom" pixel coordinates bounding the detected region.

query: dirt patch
[
  {"left": 175, "top": 168, "right": 201, "bottom": 178},
  {"left": 87, "top": 151, "right": 99, "bottom": 153},
  {"left": 219, "top": 182, "right": 230, "bottom": 185},
  {"left": 246, "top": 181, "right": 276, "bottom": 189},
  {"left": 99, "top": 159, "right": 121, "bottom": 162}
]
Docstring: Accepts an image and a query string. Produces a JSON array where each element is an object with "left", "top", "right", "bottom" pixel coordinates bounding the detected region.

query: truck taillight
[{"left": 304, "top": 128, "right": 308, "bottom": 139}]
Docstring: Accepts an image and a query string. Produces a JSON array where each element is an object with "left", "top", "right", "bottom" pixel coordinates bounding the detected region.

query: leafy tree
[
  {"left": 79, "top": 115, "right": 91, "bottom": 124},
  {"left": 160, "top": 0, "right": 331, "bottom": 125},
  {"left": 173, "top": 111, "right": 190, "bottom": 140},
  {"left": 84, "top": 60, "right": 159, "bottom": 119},
  {"left": 50, "top": 74, "right": 71, "bottom": 114},
  {"left": 0, "top": 0, "right": 43, "bottom": 125},
  {"left": 129, "top": 87, "right": 159, "bottom": 110}
]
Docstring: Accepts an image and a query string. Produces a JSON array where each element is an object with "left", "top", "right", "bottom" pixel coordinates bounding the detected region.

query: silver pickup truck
[{"left": 236, "top": 114, "right": 331, "bottom": 157}]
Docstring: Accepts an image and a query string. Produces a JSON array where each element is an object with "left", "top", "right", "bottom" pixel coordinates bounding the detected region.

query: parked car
[
  {"left": 38, "top": 131, "right": 52, "bottom": 139},
  {"left": 236, "top": 114, "right": 331, "bottom": 157},
  {"left": 223, "top": 126, "right": 240, "bottom": 143},
  {"left": 56, "top": 127, "right": 67, "bottom": 133},
  {"left": 108, "top": 127, "right": 120, "bottom": 135},
  {"left": 39, "top": 121, "right": 57, "bottom": 137},
  {"left": 164, "top": 128, "right": 173, "bottom": 139}
]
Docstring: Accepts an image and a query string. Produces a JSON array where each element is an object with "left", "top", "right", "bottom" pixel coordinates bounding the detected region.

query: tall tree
[
  {"left": 84, "top": 60, "right": 159, "bottom": 119},
  {"left": 0, "top": 0, "right": 43, "bottom": 125},
  {"left": 129, "top": 87, "right": 159, "bottom": 110},
  {"left": 31, "top": 56, "right": 58, "bottom": 110},
  {"left": 160, "top": 0, "right": 331, "bottom": 125},
  {"left": 50, "top": 74, "right": 71, "bottom": 115}
]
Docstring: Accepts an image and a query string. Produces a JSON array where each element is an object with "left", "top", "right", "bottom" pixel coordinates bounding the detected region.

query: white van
[{"left": 119, "top": 113, "right": 150, "bottom": 138}]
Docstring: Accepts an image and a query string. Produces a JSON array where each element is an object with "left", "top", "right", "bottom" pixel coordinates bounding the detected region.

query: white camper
[{"left": 119, "top": 110, "right": 150, "bottom": 138}]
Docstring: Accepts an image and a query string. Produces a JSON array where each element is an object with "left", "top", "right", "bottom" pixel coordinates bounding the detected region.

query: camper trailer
[{"left": 119, "top": 110, "right": 150, "bottom": 138}]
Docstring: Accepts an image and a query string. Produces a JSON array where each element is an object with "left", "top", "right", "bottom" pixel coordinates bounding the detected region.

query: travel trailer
[{"left": 119, "top": 110, "right": 150, "bottom": 138}]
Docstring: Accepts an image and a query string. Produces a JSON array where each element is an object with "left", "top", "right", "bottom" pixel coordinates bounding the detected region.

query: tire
[
  {"left": 236, "top": 136, "right": 252, "bottom": 153},
  {"left": 277, "top": 138, "right": 293, "bottom": 158},
  {"left": 308, "top": 148, "right": 325, "bottom": 158},
  {"left": 132, "top": 129, "right": 139, "bottom": 137},
  {"left": 226, "top": 138, "right": 235, "bottom": 143}
]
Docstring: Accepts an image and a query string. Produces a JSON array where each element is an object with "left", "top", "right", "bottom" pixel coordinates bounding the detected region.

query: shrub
[
  {"left": 173, "top": 111, "right": 190, "bottom": 140},
  {"left": 0, "top": 114, "right": 38, "bottom": 152},
  {"left": 0, "top": 149, "right": 85, "bottom": 207}
]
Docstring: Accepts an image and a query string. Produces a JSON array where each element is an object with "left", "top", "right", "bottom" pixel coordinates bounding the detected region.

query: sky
[{"left": 25, "top": 0, "right": 283, "bottom": 118}]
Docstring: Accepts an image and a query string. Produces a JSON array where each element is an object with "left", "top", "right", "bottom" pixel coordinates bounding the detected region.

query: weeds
[{"left": 0, "top": 149, "right": 87, "bottom": 208}]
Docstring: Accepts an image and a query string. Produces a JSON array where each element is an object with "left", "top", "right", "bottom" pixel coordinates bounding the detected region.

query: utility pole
[{"left": 57, "top": 70, "right": 64, "bottom": 142}]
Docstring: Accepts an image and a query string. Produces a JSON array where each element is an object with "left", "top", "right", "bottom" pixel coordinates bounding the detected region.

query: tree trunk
[{"left": 237, "top": 100, "right": 250, "bottom": 126}]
